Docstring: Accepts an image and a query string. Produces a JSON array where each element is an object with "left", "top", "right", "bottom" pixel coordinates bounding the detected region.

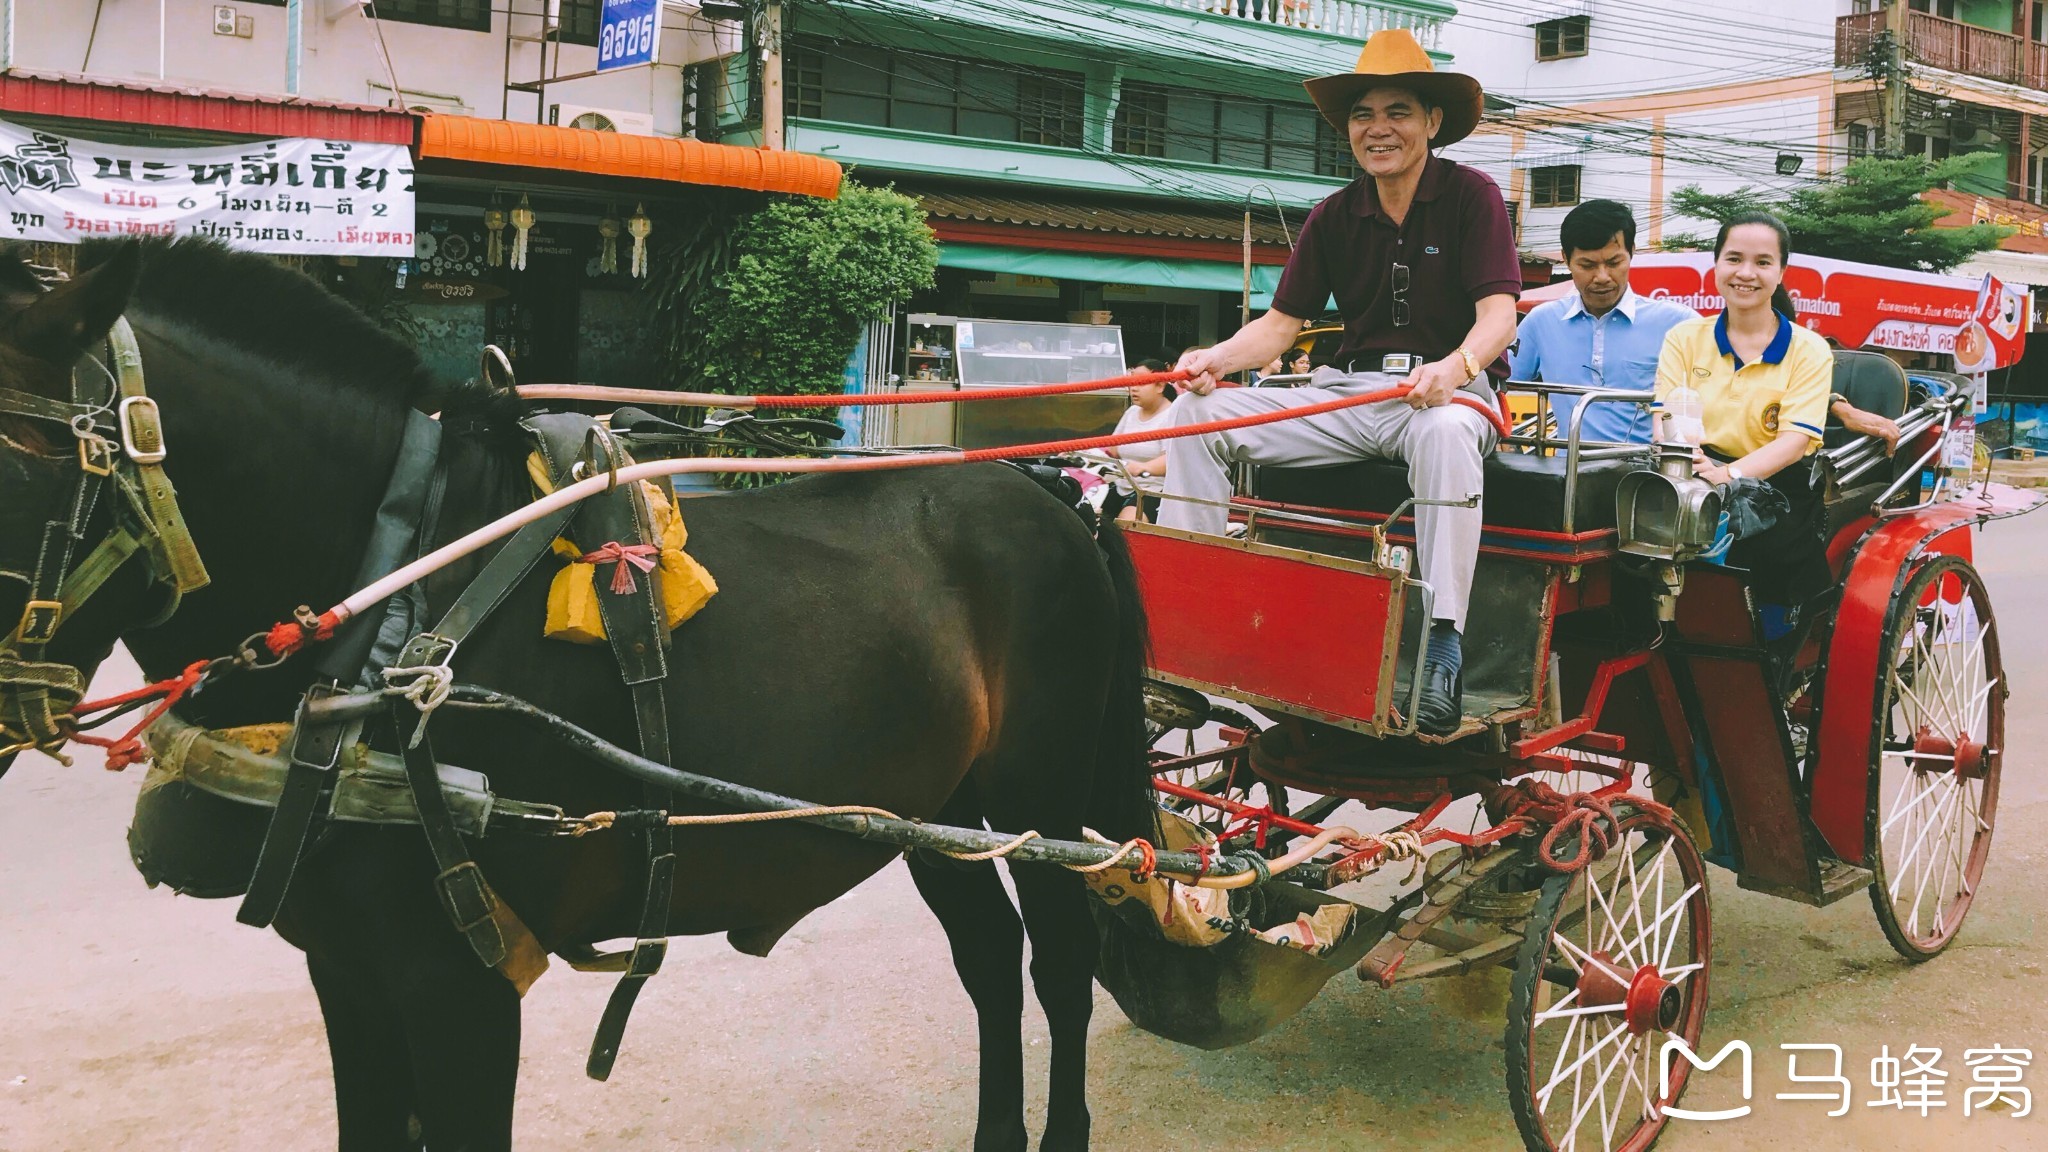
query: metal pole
[
  {"left": 285, "top": 0, "right": 303, "bottom": 95},
  {"left": 761, "top": 1, "right": 784, "bottom": 148}
]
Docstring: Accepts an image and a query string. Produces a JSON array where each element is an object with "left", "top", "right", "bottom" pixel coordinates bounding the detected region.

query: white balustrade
[{"left": 1149, "top": 0, "right": 1444, "bottom": 43}]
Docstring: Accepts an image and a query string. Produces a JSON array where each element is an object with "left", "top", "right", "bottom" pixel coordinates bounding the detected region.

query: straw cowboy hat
[{"left": 1304, "top": 28, "right": 1484, "bottom": 148}]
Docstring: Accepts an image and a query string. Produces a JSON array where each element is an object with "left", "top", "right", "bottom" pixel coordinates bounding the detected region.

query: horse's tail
[{"left": 1090, "top": 522, "right": 1159, "bottom": 844}]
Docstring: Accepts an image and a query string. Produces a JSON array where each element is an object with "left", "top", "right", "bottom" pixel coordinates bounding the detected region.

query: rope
[
  {"left": 944, "top": 830, "right": 1043, "bottom": 862},
  {"left": 382, "top": 663, "right": 455, "bottom": 748},
  {"left": 1490, "top": 779, "right": 1678, "bottom": 874},
  {"left": 516, "top": 370, "right": 1192, "bottom": 410},
  {"left": 65, "top": 659, "right": 210, "bottom": 772}
]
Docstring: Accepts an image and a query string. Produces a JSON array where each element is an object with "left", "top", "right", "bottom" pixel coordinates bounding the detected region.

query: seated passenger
[
  {"left": 1653, "top": 211, "right": 1835, "bottom": 606},
  {"left": 1515, "top": 200, "right": 1902, "bottom": 452},
  {"left": 1101, "top": 359, "right": 1175, "bottom": 523}
]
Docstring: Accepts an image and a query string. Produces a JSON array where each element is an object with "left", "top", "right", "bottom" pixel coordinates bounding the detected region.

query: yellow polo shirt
[{"left": 1654, "top": 312, "right": 1831, "bottom": 459}]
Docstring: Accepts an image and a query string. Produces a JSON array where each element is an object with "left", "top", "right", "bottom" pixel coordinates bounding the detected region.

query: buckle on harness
[
  {"left": 118, "top": 396, "right": 167, "bottom": 465},
  {"left": 13, "top": 600, "right": 61, "bottom": 645},
  {"left": 76, "top": 434, "right": 116, "bottom": 476}
]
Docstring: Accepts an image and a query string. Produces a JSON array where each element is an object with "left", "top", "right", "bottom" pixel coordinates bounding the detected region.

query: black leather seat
[
  {"left": 1253, "top": 449, "right": 1644, "bottom": 534},
  {"left": 1824, "top": 351, "right": 1908, "bottom": 449}
]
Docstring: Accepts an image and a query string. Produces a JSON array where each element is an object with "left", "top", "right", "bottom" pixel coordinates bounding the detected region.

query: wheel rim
[
  {"left": 1509, "top": 817, "right": 1712, "bottom": 1152},
  {"left": 1870, "top": 558, "right": 2003, "bottom": 957}
]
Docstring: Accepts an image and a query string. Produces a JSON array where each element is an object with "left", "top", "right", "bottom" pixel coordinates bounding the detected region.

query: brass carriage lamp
[{"left": 1615, "top": 444, "right": 1724, "bottom": 620}]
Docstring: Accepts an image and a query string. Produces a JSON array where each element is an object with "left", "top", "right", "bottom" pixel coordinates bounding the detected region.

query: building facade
[{"left": 0, "top": 1, "right": 838, "bottom": 387}]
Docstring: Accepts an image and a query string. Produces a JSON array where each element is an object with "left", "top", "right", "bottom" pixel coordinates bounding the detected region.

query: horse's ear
[{"left": 8, "top": 242, "right": 142, "bottom": 366}]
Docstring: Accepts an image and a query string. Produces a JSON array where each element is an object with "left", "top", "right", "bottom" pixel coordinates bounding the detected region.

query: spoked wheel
[
  {"left": 1506, "top": 809, "right": 1712, "bottom": 1152},
  {"left": 1868, "top": 555, "right": 2003, "bottom": 961}
]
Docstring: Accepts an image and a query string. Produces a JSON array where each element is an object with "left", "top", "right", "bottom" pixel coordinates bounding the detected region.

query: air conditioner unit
[{"left": 550, "top": 104, "right": 657, "bottom": 136}]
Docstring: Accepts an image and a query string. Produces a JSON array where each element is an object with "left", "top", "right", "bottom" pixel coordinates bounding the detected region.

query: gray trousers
[{"left": 1158, "top": 368, "right": 1497, "bottom": 631}]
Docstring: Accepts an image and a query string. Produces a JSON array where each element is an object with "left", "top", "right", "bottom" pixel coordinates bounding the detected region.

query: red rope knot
[
  {"left": 262, "top": 611, "right": 339, "bottom": 658},
  {"left": 1186, "top": 840, "right": 1214, "bottom": 880},
  {"left": 1220, "top": 805, "right": 1279, "bottom": 850},
  {"left": 1131, "top": 838, "right": 1158, "bottom": 882},
  {"left": 1491, "top": 779, "right": 1679, "bottom": 874},
  {"left": 578, "top": 541, "right": 659, "bottom": 595},
  {"left": 69, "top": 659, "right": 211, "bottom": 772}
]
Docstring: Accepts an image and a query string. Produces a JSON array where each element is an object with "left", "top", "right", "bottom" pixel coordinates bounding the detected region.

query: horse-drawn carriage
[{"left": 0, "top": 241, "right": 2036, "bottom": 1152}]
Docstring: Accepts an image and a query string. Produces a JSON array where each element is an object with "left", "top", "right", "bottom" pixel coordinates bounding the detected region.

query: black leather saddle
[{"left": 1253, "top": 449, "right": 1646, "bottom": 534}]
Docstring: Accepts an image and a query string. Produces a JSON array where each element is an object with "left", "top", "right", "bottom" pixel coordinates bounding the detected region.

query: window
[
  {"left": 1315, "top": 118, "right": 1354, "bottom": 177},
  {"left": 557, "top": 0, "right": 599, "bottom": 47},
  {"left": 1113, "top": 85, "right": 1169, "bottom": 158},
  {"left": 1530, "top": 164, "right": 1581, "bottom": 208},
  {"left": 1905, "top": 131, "right": 1952, "bottom": 161},
  {"left": 365, "top": 0, "right": 490, "bottom": 32},
  {"left": 1017, "top": 75, "right": 1085, "bottom": 148},
  {"left": 2028, "top": 152, "right": 2048, "bottom": 206},
  {"left": 1909, "top": 0, "right": 1958, "bottom": 18},
  {"left": 783, "top": 39, "right": 1079, "bottom": 149},
  {"left": 1535, "top": 16, "right": 1589, "bottom": 61},
  {"left": 1848, "top": 122, "right": 1870, "bottom": 158}
]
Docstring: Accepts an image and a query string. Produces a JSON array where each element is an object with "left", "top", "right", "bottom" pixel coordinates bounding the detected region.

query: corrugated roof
[
  {"left": 418, "top": 115, "right": 842, "bottom": 199},
  {"left": 916, "top": 189, "right": 1295, "bottom": 246},
  {"left": 0, "top": 69, "right": 414, "bottom": 143}
]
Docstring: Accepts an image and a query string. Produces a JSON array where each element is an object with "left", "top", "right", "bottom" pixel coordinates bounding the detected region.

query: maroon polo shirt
[{"left": 1269, "top": 155, "right": 1522, "bottom": 381}]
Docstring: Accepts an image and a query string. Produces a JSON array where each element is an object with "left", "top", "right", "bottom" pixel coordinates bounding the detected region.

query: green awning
[{"left": 938, "top": 242, "right": 1285, "bottom": 309}]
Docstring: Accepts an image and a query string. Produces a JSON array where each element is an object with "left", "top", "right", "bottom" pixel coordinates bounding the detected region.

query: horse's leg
[
  {"left": 307, "top": 955, "right": 422, "bottom": 1152},
  {"left": 286, "top": 841, "right": 523, "bottom": 1152},
  {"left": 1010, "top": 867, "right": 1097, "bottom": 1152},
  {"left": 908, "top": 790, "right": 1029, "bottom": 1152}
]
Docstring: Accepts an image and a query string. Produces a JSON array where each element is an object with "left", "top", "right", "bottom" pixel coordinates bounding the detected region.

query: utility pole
[
  {"left": 1883, "top": 0, "right": 1909, "bottom": 156},
  {"left": 761, "top": 1, "right": 784, "bottom": 149},
  {"left": 285, "top": 0, "right": 303, "bottom": 95}
]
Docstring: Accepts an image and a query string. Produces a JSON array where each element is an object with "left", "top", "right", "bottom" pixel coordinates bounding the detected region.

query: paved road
[{"left": 3, "top": 527, "right": 2045, "bottom": 1151}]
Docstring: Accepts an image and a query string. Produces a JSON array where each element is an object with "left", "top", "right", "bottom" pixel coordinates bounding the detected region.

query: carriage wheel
[
  {"left": 1505, "top": 810, "right": 1712, "bottom": 1152},
  {"left": 1867, "top": 555, "right": 2003, "bottom": 962}
]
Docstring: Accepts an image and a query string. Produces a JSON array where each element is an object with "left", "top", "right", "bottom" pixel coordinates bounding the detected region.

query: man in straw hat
[{"left": 1162, "top": 28, "right": 1518, "bottom": 736}]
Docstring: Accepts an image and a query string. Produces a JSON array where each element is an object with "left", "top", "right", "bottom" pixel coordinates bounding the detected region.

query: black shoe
[{"left": 1416, "top": 629, "right": 1465, "bottom": 737}]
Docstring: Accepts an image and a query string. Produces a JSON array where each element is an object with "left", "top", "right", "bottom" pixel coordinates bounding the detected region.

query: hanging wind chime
[
  {"left": 627, "top": 202, "right": 652, "bottom": 279},
  {"left": 510, "top": 194, "right": 537, "bottom": 272},
  {"left": 483, "top": 204, "right": 507, "bottom": 268},
  {"left": 598, "top": 210, "right": 622, "bottom": 276}
]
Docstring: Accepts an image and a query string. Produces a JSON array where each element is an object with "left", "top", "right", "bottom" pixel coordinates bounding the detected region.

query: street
[{"left": 2, "top": 525, "right": 2045, "bottom": 1152}]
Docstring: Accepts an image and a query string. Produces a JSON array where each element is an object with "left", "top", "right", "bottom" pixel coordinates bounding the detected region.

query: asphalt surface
[{"left": 2, "top": 526, "right": 2045, "bottom": 1151}]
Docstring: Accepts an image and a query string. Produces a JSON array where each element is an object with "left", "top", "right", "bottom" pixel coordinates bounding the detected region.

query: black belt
[{"left": 1339, "top": 352, "right": 1437, "bottom": 375}]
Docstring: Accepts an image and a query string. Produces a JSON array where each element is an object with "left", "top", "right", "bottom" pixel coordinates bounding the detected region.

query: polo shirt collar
[
  {"left": 1561, "top": 286, "right": 1641, "bottom": 322},
  {"left": 1713, "top": 309, "right": 1793, "bottom": 367},
  {"left": 1353, "top": 153, "right": 1448, "bottom": 223}
]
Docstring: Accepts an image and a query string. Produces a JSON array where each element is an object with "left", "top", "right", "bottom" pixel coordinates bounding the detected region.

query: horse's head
[{"left": 0, "top": 242, "right": 176, "bottom": 769}]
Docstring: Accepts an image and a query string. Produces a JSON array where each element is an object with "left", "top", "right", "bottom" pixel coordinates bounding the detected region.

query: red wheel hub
[
  {"left": 1914, "top": 727, "right": 1989, "bottom": 779},
  {"left": 1575, "top": 951, "right": 1680, "bottom": 1036}
]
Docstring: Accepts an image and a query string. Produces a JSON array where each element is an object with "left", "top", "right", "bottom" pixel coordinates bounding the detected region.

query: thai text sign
[
  {"left": 0, "top": 120, "right": 413, "bottom": 256},
  {"left": 598, "top": 0, "right": 662, "bottom": 71}
]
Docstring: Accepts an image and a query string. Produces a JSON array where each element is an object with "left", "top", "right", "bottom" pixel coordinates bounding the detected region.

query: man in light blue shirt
[{"left": 1510, "top": 200, "right": 1696, "bottom": 443}]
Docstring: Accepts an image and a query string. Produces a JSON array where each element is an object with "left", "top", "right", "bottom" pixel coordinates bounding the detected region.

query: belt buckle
[
  {"left": 118, "top": 396, "right": 167, "bottom": 465},
  {"left": 13, "top": 600, "right": 62, "bottom": 645},
  {"left": 1382, "top": 353, "right": 1418, "bottom": 375}
]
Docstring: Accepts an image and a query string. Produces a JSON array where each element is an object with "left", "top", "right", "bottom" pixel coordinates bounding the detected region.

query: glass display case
[{"left": 955, "top": 318, "right": 1128, "bottom": 450}]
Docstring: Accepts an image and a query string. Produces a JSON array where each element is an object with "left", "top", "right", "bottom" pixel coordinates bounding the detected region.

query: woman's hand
[
  {"left": 1691, "top": 449, "right": 1732, "bottom": 487},
  {"left": 1131, "top": 456, "right": 1166, "bottom": 478}
]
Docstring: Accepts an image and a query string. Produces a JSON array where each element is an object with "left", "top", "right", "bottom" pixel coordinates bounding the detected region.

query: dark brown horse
[{"left": 0, "top": 240, "right": 1153, "bottom": 1151}]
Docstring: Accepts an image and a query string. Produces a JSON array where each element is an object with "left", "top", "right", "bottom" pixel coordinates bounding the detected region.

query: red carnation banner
[{"left": 1519, "top": 252, "right": 2030, "bottom": 370}]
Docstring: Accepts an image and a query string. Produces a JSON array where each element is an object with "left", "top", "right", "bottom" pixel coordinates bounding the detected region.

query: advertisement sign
[
  {"left": 1520, "top": 252, "right": 2032, "bottom": 369},
  {"left": 597, "top": 0, "right": 662, "bottom": 72},
  {"left": 0, "top": 120, "right": 413, "bottom": 256}
]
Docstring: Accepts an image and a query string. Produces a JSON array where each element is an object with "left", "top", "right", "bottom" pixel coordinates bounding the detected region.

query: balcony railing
[
  {"left": 1836, "top": 9, "right": 2048, "bottom": 92},
  {"left": 1148, "top": 0, "right": 1444, "bottom": 48}
]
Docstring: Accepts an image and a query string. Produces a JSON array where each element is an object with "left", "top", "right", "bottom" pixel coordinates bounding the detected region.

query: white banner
[{"left": 0, "top": 120, "right": 414, "bottom": 256}]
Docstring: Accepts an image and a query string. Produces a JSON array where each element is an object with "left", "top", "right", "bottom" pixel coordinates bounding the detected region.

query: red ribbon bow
[{"left": 578, "top": 541, "right": 659, "bottom": 595}]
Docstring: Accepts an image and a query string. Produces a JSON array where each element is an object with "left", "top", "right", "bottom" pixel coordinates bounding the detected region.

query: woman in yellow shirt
[{"left": 1654, "top": 211, "right": 1834, "bottom": 605}]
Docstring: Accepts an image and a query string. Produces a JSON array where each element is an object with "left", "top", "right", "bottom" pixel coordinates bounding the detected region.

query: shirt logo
[
  {"left": 1424, "top": 246, "right": 1441, "bottom": 255},
  {"left": 1762, "top": 402, "right": 1781, "bottom": 434},
  {"left": 1694, "top": 367, "right": 1712, "bottom": 378}
]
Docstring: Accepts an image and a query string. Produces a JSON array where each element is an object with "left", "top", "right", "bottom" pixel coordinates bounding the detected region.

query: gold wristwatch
[{"left": 1456, "top": 347, "right": 1482, "bottom": 382}]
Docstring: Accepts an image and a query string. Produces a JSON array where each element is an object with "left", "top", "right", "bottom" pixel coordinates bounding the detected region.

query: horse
[{"left": 0, "top": 239, "right": 1155, "bottom": 1152}]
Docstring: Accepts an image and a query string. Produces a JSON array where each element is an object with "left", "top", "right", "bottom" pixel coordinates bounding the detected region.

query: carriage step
[{"left": 1736, "top": 858, "right": 1874, "bottom": 908}]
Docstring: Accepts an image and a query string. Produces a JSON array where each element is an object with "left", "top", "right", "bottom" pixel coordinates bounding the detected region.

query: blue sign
[{"left": 597, "top": 0, "right": 661, "bottom": 72}]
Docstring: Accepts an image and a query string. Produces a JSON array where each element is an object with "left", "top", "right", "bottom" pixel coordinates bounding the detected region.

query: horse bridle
[{"left": 0, "top": 316, "right": 209, "bottom": 761}]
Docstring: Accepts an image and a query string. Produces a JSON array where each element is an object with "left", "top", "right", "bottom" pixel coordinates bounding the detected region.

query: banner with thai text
[{"left": 0, "top": 119, "right": 413, "bottom": 256}]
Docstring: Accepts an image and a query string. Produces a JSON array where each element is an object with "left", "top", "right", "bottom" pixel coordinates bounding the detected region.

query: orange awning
[{"left": 417, "top": 115, "right": 840, "bottom": 199}]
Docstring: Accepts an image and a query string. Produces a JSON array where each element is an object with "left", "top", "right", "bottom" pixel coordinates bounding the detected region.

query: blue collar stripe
[{"left": 1714, "top": 310, "right": 1794, "bottom": 367}]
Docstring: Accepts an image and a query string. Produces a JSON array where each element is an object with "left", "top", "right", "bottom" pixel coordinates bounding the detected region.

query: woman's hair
[{"left": 1714, "top": 210, "right": 1798, "bottom": 321}]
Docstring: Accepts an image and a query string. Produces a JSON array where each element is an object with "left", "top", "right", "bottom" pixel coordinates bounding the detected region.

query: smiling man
[{"left": 1162, "top": 29, "right": 1518, "bottom": 735}]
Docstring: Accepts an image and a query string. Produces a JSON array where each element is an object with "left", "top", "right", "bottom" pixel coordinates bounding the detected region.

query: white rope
[{"left": 382, "top": 663, "right": 454, "bottom": 747}]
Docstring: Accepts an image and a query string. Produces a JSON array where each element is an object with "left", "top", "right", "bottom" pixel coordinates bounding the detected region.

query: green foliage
[
  {"left": 1660, "top": 156, "right": 2014, "bottom": 272},
  {"left": 648, "top": 179, "right": 938, "bottom": 397}
]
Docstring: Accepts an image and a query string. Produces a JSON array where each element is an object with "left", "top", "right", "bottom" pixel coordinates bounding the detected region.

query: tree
[
  {"left": 648, "top": 178, "right": 938, "bottom": 398},
  {"left": 1662, "top": 156, "right": 2013, "bottom": 272}
]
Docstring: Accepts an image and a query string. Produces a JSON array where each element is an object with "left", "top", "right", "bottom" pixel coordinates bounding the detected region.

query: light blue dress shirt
[{"left": 1510, "top": 288, "right": 1700, "bottom": 444}]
